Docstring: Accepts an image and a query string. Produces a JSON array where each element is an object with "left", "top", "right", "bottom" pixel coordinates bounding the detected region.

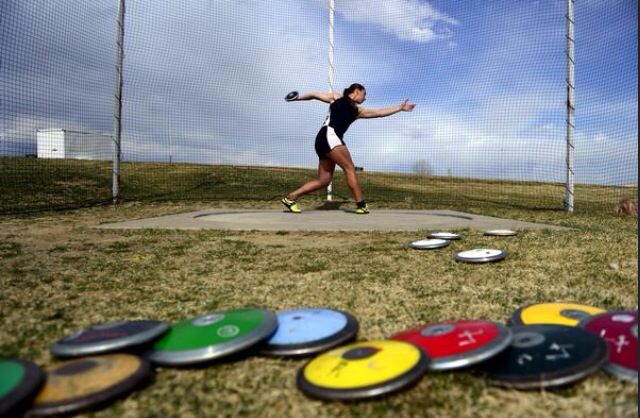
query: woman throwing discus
[{"left": 282, "top": 83, "right": 415, "bottom": 214}]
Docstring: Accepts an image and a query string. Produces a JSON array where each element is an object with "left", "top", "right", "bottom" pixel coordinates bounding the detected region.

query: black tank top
[{"left": 323, "top": 97, "right": 359, "bottom": 139}]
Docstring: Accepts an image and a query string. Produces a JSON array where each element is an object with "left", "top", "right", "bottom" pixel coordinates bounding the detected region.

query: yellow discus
[
  {"left": 511, "top": 302, "right": 606, "bottom": 326},
  {"left": 297, "top": 340, "right": 429, "bottom": 401}
]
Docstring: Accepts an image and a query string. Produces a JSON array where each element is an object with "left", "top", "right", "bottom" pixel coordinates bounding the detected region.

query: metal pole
[
  {"left": 113, "top": 0, "right": 125, "bottom": 203},
  {"left": 564, "top": 0, "right": 575, "bottom": 213},
  {"left": 326, "top": 0, "right": 335, "bottom": 201}
]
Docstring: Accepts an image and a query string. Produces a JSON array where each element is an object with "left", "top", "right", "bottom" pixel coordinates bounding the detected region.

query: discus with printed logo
[
  {"left": 511, "top": 302, "right": 606, "bottom": 327},
  {"left": 391, "top": 320, "right": 512, "bottom": 370},
  {"left": 297, "top": 340, "right": 429, "bottom": 401},
  {"left": 260, "top": 308, "right": 358, "bottom": 357},
  {"left": 147, "top": 308, "right": 278, "bottom": 366},
  {"left": 580, "top": 310, "right": 637, "bottom": 383},
  {"left": 476, "top": 324, "right": 608, "bottom": 389}
]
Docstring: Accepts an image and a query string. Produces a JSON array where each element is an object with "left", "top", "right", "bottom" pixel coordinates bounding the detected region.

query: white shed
[{"left": 36, "top": 129, "right": 113, "bottom": 161}]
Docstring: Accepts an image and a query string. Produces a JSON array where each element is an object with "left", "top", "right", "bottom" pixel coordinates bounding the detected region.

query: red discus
[{"left": 391, "top": 319, "right": 512, "bottom": 370}]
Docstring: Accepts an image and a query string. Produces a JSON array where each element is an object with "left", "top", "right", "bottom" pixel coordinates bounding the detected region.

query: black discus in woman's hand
[{"left": 285, "top": 91, "right": 299, "bottom": 101}]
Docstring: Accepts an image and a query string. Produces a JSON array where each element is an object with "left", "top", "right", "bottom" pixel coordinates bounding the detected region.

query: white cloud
[{"left": 333, "top": 0, "right": 459, "bottom": 43}]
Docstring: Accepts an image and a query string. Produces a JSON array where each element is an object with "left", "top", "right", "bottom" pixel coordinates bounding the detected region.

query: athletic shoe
[
  {"left": 354, "top": 204, "right": 369, "bottom": 215},
  {"left": 281, "top": 197, "right": 302, "bottom": 213}
]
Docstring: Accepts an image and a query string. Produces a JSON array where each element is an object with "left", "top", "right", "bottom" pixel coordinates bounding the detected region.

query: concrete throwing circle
[{"left": 180, "top": 210, "right": 565, "bottom": 232}]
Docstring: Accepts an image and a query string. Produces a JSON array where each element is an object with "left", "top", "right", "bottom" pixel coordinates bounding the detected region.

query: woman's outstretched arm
[
  {"left": 358, "top": 99, "right": 415, "bottom": 118},
  {"left": 293, "top": 91, "right": 340, "bottom": 103}
]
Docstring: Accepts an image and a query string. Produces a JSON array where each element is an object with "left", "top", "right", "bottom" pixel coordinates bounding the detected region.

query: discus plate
[
  {"left": 148, "top": 308, "right": 278, "bottom": 366},
  {"left": 428, "top": 232, "right": 461, "bottom": 240},
  {"left": 260, "top": 308, "right": 358, "bottom": 357},
  {"left": 51, "top": 320, "right": 170, "bottom": 358},
  {"left": 0, "top": 359, "right": 45, "bottom": 417},
  {"left": 409, "top": 239, "right": 450, "bottom": 250},
  {"left": 454, "top": 249, "right": 506, "bottom": 263},
  {"left": 477, "top": 324, "right": 608, "bottom": 390},
  {"left": 30, "top": 354, "right": 150, "bottom": 416},
  {"left": 391, "top": 320, "right": 512, "bottom": 370},
  {"left": 511, "top": 302, "right": 606, "bottom": 327},
  {"left": 580, "top": 310, "right": 638, "bottom": 383},
  {"left": 297, "top": 340, "right": 430, "bottom": 401},
  {"left": 484, "top": 229, "right": 517, "bottom": 236}
]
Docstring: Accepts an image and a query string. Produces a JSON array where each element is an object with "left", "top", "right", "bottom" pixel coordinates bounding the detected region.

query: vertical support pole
[
  {"left": 326, "top": 0, "right": 335, "bottom": 201},
  {"left": 564, "top": 0, "right": 575, "bottom": 213},
  {"left": 113, "top": 0, "right": 125, "bottom": 203}
]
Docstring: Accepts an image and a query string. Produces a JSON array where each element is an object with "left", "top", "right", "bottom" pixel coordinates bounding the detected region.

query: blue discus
[{"left": 260, "top": 308, "right": 359, "bottom": 357}]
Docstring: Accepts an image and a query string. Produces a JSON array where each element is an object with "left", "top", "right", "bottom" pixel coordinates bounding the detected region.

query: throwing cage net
[{"left": 1, "top": 0, "right": 636, "bottom": 213}]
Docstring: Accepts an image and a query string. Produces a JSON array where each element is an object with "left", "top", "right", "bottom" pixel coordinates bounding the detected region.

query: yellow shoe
[
  {"left": 281, "top": 197, "right": 302, "bottom": 213},
  {"left": 354, "top": 204, "right": 369, "bottom": 214}
]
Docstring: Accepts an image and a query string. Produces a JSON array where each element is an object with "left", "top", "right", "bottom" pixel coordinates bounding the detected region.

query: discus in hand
[{"left": 285, "top": 91, "right": 299, "bottom": 101}]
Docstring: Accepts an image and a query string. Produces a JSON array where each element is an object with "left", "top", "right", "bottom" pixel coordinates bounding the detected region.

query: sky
[{"left": 0, "top": 0, "right": 637, "bottom": 185}]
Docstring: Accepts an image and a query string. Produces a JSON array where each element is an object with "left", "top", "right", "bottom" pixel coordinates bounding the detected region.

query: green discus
[{"left": 148, "top": 308, "right": 278, "bottom": 366}]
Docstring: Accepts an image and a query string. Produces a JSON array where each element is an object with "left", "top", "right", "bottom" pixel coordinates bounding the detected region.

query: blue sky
[{"left": 0, "top": 0, "right": 637, "bottom": 185}]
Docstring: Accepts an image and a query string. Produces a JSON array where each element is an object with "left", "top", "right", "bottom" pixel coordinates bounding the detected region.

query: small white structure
[{"left": 36, "top": 129, "right": 113, "bottom": 161}]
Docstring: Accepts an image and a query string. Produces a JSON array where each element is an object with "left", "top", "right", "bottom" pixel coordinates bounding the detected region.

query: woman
[{"left": 282, "top": 83, "right": 415, "bottom": 214}]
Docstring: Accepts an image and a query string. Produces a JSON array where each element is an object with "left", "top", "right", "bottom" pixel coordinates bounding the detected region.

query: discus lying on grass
[
  {"left": 454, "top": 248, "right": 507, "bottom": 263},
  {"left": 409, "top": 238, "right": 449, "bottom": 250},
  {"left": 260, "top": 308, "right": 359, "bottom": 357},
  {"left": 297, "top": 340, "right": 430, "bottom": 401}
]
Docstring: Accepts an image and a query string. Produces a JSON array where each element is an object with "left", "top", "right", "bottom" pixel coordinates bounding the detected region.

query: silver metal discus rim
[
  {"left": 454, "top": 249, "right": 507, "bottom": 263},
  {"left": 428, "top": 232, "right": 461, "bottom": 240},
  {"left": 50, "top": 321, "right": 170, "bottom": 358},
  {"left": 484, "top": 229, "right": 518, "bottom": 236},
  {"left": 409, "top": 238, "right": 450, "bottom": 250}
]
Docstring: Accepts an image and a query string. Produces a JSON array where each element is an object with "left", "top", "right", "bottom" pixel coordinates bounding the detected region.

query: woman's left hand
[{"left": 400, "top": 99, "right": 415, "bottom": 112}]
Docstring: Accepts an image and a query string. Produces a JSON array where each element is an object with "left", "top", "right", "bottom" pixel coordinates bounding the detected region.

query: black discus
[
  {"left": 285, "top": 91, "right": 299, "bottom": 101},
  {"left": 476, "top": 324, "right": 608, "bottom": 390}
]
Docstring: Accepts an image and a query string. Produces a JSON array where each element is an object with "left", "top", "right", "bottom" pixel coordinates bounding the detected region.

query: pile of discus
[
  {"left": 1, "top": 302, "right": 636, "bottom": 415},
  {"left": 408, "top": 229, "right": 519, "bottom": 263}
]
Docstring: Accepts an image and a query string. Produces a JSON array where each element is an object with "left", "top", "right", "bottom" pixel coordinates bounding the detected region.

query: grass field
[
  {"left": 0, "top": 161, "right": 637, "bottom": 417},
  {"left": 1, "top": 157, "right": 636, "bottom": 214}
]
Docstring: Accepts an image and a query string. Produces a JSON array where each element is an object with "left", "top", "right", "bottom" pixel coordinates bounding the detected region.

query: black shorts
[{"left": 315, "top": 126, "right": 345, "bottom": 160}]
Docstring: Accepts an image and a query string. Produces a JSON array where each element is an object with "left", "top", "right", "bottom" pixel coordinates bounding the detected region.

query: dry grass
[{"left": 0, "top": 199, "right": 637, "bottom": 417}]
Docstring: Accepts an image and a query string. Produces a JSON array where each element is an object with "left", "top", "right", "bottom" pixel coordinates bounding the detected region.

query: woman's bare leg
[
  {"left": 287, "top": 159, "right": 336, "bottom": 200},
  {"left": 327, "top": 145, "right": 363, "bottom": 202}
]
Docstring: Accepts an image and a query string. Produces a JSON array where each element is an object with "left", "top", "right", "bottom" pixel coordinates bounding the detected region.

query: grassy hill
[{"left": 1, "top": 157, "right": 635, "bottom": 214}]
